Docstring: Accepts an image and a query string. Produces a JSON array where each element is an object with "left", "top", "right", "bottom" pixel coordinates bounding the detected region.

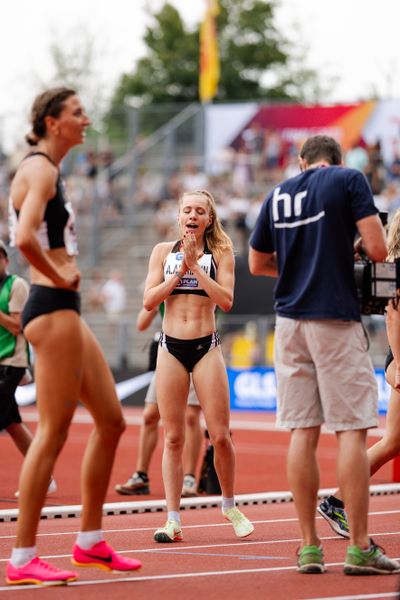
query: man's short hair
[{"left": 300, "top": 135, "right": 342, "bottom": 166}]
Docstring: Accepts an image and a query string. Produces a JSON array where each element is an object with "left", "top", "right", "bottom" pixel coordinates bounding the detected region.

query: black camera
[
  {"left": 354, "top": 210, "right": 399, "bottom": 315},
  {"left": 355, "top": 260, "right": 399, "bottom": 315}
]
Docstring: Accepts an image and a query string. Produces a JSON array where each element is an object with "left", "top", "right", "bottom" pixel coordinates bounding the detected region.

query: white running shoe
[
  {"left": 181, "top": 474, "right": 198, "bottom": 498},
  {"left": 223, "top": 507, "right": 254, "bottom": 538},
  {"left": 154, "top": 520, "right": 183, "bottom": 543}
]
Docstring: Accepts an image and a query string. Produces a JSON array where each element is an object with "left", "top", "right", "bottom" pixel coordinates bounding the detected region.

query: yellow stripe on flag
[{"left": 199, "top": 0, "right": 220, "bottom": 103}]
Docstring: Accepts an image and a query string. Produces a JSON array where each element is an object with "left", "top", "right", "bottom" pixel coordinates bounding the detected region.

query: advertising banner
[{"left": 228, "top": 367, "right": 391, "bottom": 415}]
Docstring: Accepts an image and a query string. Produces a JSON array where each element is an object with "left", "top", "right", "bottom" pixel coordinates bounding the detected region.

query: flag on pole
[{"left": 199, "top": 0, "right": 220, "bottom": 103}]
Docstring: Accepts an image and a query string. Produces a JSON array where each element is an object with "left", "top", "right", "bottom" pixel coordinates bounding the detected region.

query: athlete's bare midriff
[
  {"left": 162, "top": 294, "right": 217, "bottom": 339},
  {"left": 29, "top": 248, "right": 79, "bottom": 290}
]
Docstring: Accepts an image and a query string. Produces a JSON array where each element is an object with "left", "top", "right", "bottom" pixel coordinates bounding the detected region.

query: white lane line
[
  {"left": 1, "top": 507, "right": 400, "bottom": 540},
  {"left": 0, "top": 509, "right": 400, "bottom": 540},
  {"left": 1, "top": 531, "right": 400, "bottom": 563},
  {"left": 301, "top": 594, "right": 398, "bottom": 600},
  {"left": 0, "top": 517, "right": 300, "bottom": 539},
  {"left": 0, "top": 563, "right": 356, "bottom": 592},
  {"left": 0, "top": 559, "right": 399, "bottom": 592}
]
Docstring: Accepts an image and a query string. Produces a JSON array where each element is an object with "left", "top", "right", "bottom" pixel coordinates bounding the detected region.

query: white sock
[
  {"left": 10, "top": 546, "right": 37, "bottom": 567},
  {"left": 76, "top": 530, "right": 103, "bottom": 550},
  {"left": 168, "top": 511, "right": 181, "bottom": 524},
  {"left": 222, "top": 497, "right": 235, "bottom": 511}
]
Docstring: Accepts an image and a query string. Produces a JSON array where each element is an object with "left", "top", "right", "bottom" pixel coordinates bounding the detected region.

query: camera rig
[
  {"left": 354, "top": 210, "right": 399, "bottom": 316},
  {"left": 355, "top": 260, "right": 399, "bottom": 315}
]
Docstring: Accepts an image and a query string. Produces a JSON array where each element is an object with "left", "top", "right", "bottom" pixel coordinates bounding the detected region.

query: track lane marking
[
  {"left": 301, "top": 594, "right": 398, "bottom": 600},
  {"left": 0, "top": 509, "right": 400, "bottom": 540},
  {"left": 0, "top": 559, "right": 399, "bottom": 592},
  {"left": 1, "top": 508, "right": 399, "bottom": 539},
  {"left": 1, "top": 532, "right": 400, "bottom": 562}
]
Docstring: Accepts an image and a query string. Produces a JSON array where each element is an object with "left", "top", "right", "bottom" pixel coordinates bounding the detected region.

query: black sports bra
[
  {"left": 9, "top": 152, "right": 78, "bottom": 256},
  {"left": 163, "top": 240, "right": 217, "bottom": 297}
]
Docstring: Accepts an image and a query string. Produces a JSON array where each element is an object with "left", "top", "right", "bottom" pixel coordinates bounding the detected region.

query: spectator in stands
[
  {"left": 136, "top": 167, "right": 165, "bottom": 207},
  {"left": 101, "top": 270, "right": 127, "bottom": 323},
  {"left": 387, "top": 148, "right": 400, "bottom": 182},
  {"left": 344, "top": 140, "right": 369, "bottom": 172},
  {"left": 180, "top": 160, "right": 208, "bottom": 192},
  {"left": 164, "top": 171, "right": 184, "bottom": 201},
  {"left": 154, "top": 200, "right": 179, "bottom": 240},
  {"left": 262, "top": 128, "right": 283, "bottom": 182},
  {"left": 86, "top": 270, "right": 105, "bottom": 312},
  {"left": 283, "top": 151, "right": 301, "bottom": 180},
  {"left": 379, "top": 182, "right": 400, "bottom": 215},
  {"left": 85, "top": 150, "right": 98, "bottom": 179},
  {"left": 242, "top": 121, "right": 265, "bottom": 169},
  {"left": 231, "top": 138, "right": 253, "bottom": 197},
  {"left": 365, "top": 141, "right": 386, "bottom": 195}
]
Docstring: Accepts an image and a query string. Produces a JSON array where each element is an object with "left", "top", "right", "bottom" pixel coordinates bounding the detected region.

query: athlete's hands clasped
[{"left": 181, "top": 233, "right": 200, "bottom": 271}]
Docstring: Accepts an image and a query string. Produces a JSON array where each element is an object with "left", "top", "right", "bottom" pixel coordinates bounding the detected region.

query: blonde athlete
[{"left": 143, "top": 189, "right": 254, "bottom": 543}]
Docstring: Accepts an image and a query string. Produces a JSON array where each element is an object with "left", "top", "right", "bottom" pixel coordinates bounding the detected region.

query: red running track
[
  {"left": 0, "top": 406, "right": 394, "bottom": 508},
  {"left": 1, "top": 497, "right": 400, "bottom": 599},
  {"left": 0, "top": 406, "right": 399, "bottom": 598}
]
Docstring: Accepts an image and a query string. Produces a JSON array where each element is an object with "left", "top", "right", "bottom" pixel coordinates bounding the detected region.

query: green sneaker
[
  {"left": 344, "top": 540, "right": 400, "bottom": 575},
  {"left": 297, "top": 545, "right": 326, "bottom": 574}
]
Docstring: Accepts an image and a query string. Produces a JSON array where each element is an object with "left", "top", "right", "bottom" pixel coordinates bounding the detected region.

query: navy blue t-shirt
[{"left": 249, "top": 166, "right": 378, "bottom": 320}]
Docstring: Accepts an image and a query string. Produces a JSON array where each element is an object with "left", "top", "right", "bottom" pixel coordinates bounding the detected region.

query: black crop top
[
  {"left": 163, "top": 240, "right": 217, "bottom": 297},
  {"left": 9, "top": 152, "right": 78, "bottom": 256}
]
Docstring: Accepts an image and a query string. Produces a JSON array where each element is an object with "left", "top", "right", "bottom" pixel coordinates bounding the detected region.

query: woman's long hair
[
  {"left": 179, "top": 190, "right": 233, "bottom": 260},
  {"left": 387, "top": 209, "right": 400, "bottom": 261}
]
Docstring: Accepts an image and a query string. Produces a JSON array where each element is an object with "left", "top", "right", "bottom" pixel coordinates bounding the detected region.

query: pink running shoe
[
  {"left": 71, "top": 541, "right": 142, "bottom": 572},
  {"left": 6, "top": 556, "right": 77, "bottom": 586}
]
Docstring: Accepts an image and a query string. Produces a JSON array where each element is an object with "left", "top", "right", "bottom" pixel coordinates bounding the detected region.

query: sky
[{"left": 1, "top": 0, "right": 400, "bottom": 151}]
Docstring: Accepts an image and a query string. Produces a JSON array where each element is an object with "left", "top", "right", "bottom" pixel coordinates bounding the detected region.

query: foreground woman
[
  {"left": 6, "top": 87, "right": 141, "bottom": 586},
  {"left": 143, "top": 189, "right": 254, "bottom": 542},
  {"left": 318, "top": 209, "right": 400, "bottom": 539}
]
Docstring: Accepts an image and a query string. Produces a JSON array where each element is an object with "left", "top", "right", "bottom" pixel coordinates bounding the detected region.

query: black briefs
[
  {"left": 385, "top": 348, "right": 393, "bottom": 373},
  {"left": 159, "top": 331, "right": 221, "bottom": 372},
  {"left": 22, "top": 284, "right": 81, "bottom": 329}
]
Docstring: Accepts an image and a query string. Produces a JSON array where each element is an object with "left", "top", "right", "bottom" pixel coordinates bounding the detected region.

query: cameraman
[
  {"left": 248, "top": 135, "right": 399, "bottom": 575},
  {"left": 323, "top": 208, "right": 400, "bottom": 540}
]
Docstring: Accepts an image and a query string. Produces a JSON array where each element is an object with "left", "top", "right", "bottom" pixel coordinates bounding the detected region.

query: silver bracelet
[{"left": 176, "top": 272, "right": 184, "bottom": 281}]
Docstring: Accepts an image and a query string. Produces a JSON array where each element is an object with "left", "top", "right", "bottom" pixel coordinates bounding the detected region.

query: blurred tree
[
  {"left": 34, "top": 25, "right": 110, "bottom": 138},
  {"left": 109, "top": 0, "right": 323, "bottom": 109}
]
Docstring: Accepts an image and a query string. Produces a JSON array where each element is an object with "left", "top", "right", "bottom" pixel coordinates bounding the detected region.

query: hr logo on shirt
[{"left": 272, "top": 187, "right": 324, "bottom": 228}]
